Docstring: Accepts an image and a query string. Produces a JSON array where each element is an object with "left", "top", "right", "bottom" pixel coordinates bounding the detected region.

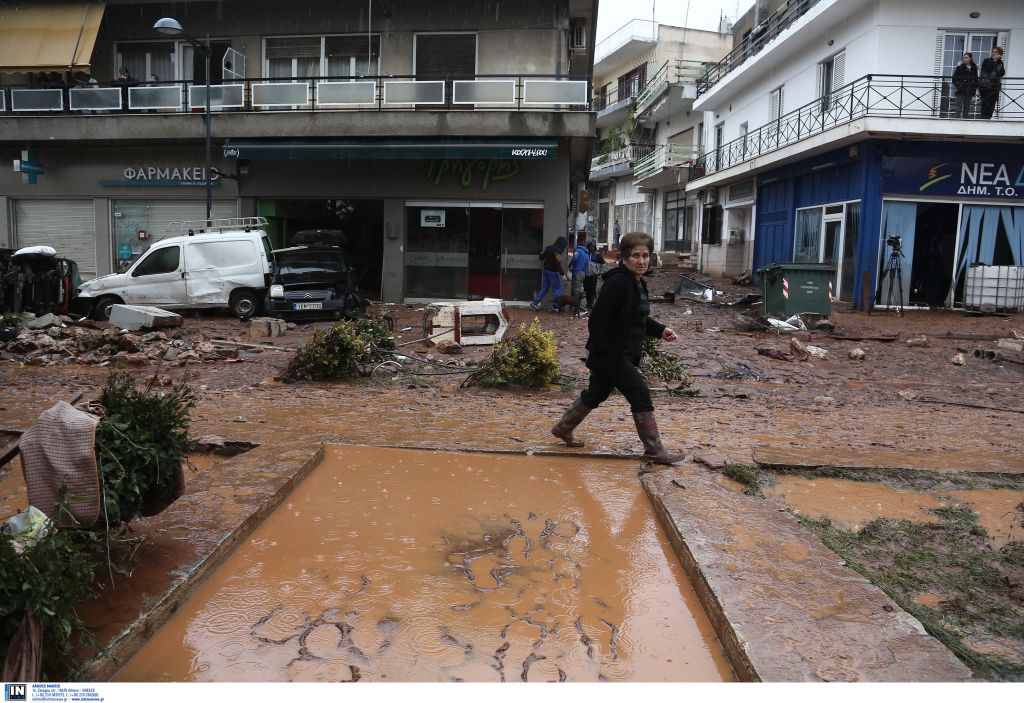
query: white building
[
  {"left": 688, "top": 0, "right": 1023, "bottom": 308},
  {"left": 587, "top": 20, "right": 731, "bottom": 258}
]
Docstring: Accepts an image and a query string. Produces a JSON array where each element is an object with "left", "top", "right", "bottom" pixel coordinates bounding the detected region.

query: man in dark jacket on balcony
[{"left": 952, "top": 52, "right": 978, "bottom": 118}]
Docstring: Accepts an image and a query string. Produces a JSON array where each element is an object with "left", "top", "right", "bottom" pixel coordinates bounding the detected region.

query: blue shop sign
[{"left": 882, "top": 157, "right": 1024, "bottom": 200}]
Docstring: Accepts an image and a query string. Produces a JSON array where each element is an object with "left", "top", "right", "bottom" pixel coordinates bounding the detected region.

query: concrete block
[{"left": 108, "top": 305, "right": 183, "bottom": 332}]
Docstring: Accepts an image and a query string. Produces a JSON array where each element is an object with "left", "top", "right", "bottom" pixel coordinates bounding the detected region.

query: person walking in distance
[
  {"left": 530, "top": 236, "right": 567, "bottom": 312},
  {"left": 951, "top": 52, "right": 978, "bottom": 118},
  {"left": 583, "top": 241, "right": 605, "bottom": 311},
  {"left": 569, "top": 239, "right": 589, "bottom": 308},
  {"left": 978, "top": 46, "right": 1005, "bottom": 119},
  {"left": 550, "top": 232, "right": 684, "bottom": 464}
]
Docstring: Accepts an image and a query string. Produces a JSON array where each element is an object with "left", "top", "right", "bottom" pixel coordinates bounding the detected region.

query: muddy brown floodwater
[{"left": 115, "top": 446, "right": 734, "bottom": 682}]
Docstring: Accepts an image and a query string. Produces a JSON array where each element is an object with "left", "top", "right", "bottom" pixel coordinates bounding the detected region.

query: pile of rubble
[{"left": 0, "top": 313, "right": 237, "bottom": 367}]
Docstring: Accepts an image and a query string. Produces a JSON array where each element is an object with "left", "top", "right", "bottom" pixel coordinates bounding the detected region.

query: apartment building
[
  {"left": 587, "top": 19, "right": 731, "bottom": 258},
  {"left": 688, "top": 0, "right": 1023, "bottom": 308},
  {"left": 0, "top": 0, "right": 597, "bottom": 303}
]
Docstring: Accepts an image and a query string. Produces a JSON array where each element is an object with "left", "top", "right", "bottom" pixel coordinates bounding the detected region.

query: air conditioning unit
[{"left": 570, "top": 19, "right": 587, "bottom": 51}]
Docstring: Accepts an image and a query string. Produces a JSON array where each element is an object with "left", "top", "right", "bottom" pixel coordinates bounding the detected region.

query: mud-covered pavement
[{"left": 1, "top": 268, "right": 1022, "bottom": 679}]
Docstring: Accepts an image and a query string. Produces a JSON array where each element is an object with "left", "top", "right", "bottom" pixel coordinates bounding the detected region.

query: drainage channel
[{"left": 114, "top": 446, "right": 734, "bottom": 682}]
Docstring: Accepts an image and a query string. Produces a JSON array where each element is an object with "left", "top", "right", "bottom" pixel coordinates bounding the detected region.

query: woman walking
[{"left": 550, "top": 232, "right": 683, "bottom": 464}]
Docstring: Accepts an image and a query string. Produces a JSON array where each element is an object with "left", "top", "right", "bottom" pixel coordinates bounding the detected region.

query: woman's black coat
[
  {"left": 952, "top": 62, "right": 978, "bottom": 94},
  {"left": 585, "top": 265, "right": 665, "bottom": 373}
]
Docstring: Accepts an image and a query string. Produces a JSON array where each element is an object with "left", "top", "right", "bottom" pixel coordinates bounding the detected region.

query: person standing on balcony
[
  {"left": 952, "top": 52, "right": 978, "bottom": 118},
  {"left": 978, "top": 47, "right": 1005, "bottom": 119},
  {"left": 530, "top": 236, "right": 567, "bottom": 312},
  {"left": 550, "top": 232, "right": 683, "bottom": 464}
]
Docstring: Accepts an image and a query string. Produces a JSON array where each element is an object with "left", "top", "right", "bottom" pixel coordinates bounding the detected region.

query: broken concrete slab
[
  {"left": 109, "top": 305, "right": 183, "bottom": 332},
  {"left": 249, "top": 317, "right": 286, "bottom": 338},
  {"left": 25, "top": 313, "right": 62, "bottom": 330},
  {"left": 752, "top": 445, "right": 1024, "bottom": 474},
  {"left": 642, "top": 468, "right": 972, "bottom": 682}
]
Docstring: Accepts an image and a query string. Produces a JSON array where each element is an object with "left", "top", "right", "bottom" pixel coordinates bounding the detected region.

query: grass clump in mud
[
  {"left": 721, "top": 464, "right": 768, "bottom": 496},
  {"left": 284, "top": 317, "right": 395, "bottom": 381},
  {"left": 462, "top": 320, "right": 559, "bottom": 390},
  {"left": 801, "top": 506, "right": 1024, "bottom": 680},
  {"left": 641, "top": 338, "right": 698, "bottom": 396}
]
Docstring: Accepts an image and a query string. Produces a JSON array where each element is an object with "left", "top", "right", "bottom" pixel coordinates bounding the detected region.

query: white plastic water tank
[{"left": 964, "top": 265, "right": 1024, "bottom": 312}]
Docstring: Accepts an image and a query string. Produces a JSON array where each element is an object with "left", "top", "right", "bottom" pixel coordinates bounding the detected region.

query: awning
[
  {"left": 222, "top": 138, "right": 558, "bottom": 161},
  {"left": 0, "top": 2, "right": 105, "bottom": 74}
]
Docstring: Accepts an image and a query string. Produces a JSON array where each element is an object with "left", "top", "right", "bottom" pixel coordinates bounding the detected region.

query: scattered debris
[
  {"left": 790, "top": 337, "right": 810, "bottom": 361},
  {"left": 24, "top": 313, "right": 62, "bottom": 330},
  {"left": 806, "top": 344, "right": 830, "bottom": 360},
  {"left": 435, "top": 339, "right": 463, "bottom": 355},
  {"left": 997, "top": 338, "right": 1024, "bottom": 353},
  {"left": 849, "top": 348, "right": 867, "bottom": 361},
  {"left": 756, "top": 347, "right": 796, "bottom": 362},
  {"left": 108, "top": 305, "right": 183, "bottom": 332},
  {"left": 897, "top": 390, "right": 919, "bottom": 401},
  {"left": 249, "top": 317, "right": 287, "bottom": 338},
  {"left": 732, "top": 270, "right": 752, "bottom": 285},
  {"left": 906, "top": 335, "right": 929, "bottom": 348},
  {"left": 1010, "top": 329, "right": 1024, "bottom": 340},
  {"left": 829, "top": 333, "right": 899, "bottom": 342},
  {"left": 951, "top": 353, "right": 966, "bottom": 366},
  {"left": 814, "top": 319, "right": 836, "bottom": 333},
  {"left": 813, "top": 395, "right": 835, "bottom": 405}
]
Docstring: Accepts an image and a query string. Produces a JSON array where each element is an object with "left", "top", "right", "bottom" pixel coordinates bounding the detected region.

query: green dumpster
[{"left": 758, "top": 262, "right": 837, "bottom": 317}]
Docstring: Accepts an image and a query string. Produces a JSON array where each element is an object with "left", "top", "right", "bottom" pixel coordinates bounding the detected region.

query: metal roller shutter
[{"left": 14, "top": 200, "right": 97, "bottom": 280}]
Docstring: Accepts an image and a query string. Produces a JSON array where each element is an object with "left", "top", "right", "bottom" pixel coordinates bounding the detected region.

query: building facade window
[
  {"left": 264, "top": 35, "right": 381, "bottom": 79},
  {"left": 614, "top": 201, "right": 645, "bottom": 235},
  {"left": 702, "top": 204, "right": 723, "bottom": 246},
  {"left": 793, "top": 200, "right": 860, "bottom": 301},
  {"left": 617, "top": 63, "right": 647, "bottom": 100},
  {"left": 664, "top": 190, "right": 693, "bottom": 253},
  {"left": 115, "top": 42, "right": 175, "bottom": 82},
  {"left": 818, "top": 50, "right": 844, "bottom": 111}
]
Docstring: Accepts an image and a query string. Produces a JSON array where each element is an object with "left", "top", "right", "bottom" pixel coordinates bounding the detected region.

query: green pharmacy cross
[{"left": 13, "top": 150, "right": 44, "bottom": 185}]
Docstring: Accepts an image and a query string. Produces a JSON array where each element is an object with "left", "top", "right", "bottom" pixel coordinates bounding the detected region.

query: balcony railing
[
  {"left": 634, "top": 143, "right": 702, "bottom": 182},
  {"left": 594, "top": 73, "right": 648, "bottom": 114},
  {"left": 590, "top": 143, "right": 655, "bottom": 174},
  {"left": 635, "top": 59, "right": 711, "bottom": 112},
  {"left": 1, "top": 74, "right": 592, "bottom": 115},
  {"left": 692, "top": 74, "right": 1024, "bottom": 178},
  {"left": 594, "top": 19, "right": 657, "bottom": 64},
  {"left": 697, "top": 0, "right": 823, "bottom": 97}
]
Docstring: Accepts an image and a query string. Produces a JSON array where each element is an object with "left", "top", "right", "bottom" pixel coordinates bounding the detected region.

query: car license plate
[{"left": 293, "top": 302, "right": 323, "bottom": 310}]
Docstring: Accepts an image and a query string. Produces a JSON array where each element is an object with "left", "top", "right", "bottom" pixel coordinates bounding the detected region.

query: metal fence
[
  {"left": 635, "top": 59, "right": 710, "bottom": 112},
  {"left": 698, "top": 0, "right": 823, "bottom": 97},
  {"left": 634, "top": 143, "right": 702, "bottom": 182},
  {"left": 693, "top": 74, "right": 1024, "bottom": 177},
  {"left": 591, "top": 143, "right": 655, "bottom": 173},
  {"left": 3, "top": 74, "right": 592, "bottom": 115}
]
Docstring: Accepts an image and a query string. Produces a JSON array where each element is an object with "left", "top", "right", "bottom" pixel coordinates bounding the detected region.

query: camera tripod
[{"left": 881, "top": 240, "right": 905, "bottom": 316}]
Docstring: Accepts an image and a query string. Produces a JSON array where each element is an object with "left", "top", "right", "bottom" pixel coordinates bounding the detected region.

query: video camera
[{"left": 886, "top": 234, "right": 902, "bottom": 251}]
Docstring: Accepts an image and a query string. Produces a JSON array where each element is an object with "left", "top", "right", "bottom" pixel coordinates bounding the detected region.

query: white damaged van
[{"left": 74, "top": 217, "right": 274, "bottom": 320}]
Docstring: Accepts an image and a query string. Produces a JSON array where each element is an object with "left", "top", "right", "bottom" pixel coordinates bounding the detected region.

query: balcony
[
  {"left": 697, "top": 0, "right": 823, "bottom": 97},
  {"left": 594, "top": 79, "right": 643, "bottom": 128},
  {"left": 594, "top": 19, "right": 657, "bottom": 68},
  {"left": 691, "top": 74, "right": 1024, "bottom": 182},
  {"left": 634, "top": 143, "right": 702, "bottom": 189},
  {"left": 589, "top": 143, "right": 655, "bottom": 181},
  {"left": 2, "top": 73, "right": 591, "bottom": 116},
  {"left": 634, "top": 59, "right": 708, "bottom": 125}
]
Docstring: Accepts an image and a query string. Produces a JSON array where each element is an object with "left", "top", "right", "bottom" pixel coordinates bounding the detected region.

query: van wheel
[
  {"left": 230, "top": 291, "right": 260, "bottom": 320},
  {"left": 93, "top": 296, "right": 121, "bottom": 321}
]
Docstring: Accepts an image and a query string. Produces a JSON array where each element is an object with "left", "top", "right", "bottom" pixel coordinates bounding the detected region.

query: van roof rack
[{"left": 167, "top": 216, "right": 269, "bottom": 236}]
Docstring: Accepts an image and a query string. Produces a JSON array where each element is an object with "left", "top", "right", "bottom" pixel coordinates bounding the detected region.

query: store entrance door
[{"left": 468, "top": 206, "right": 502, "bottom": 299}]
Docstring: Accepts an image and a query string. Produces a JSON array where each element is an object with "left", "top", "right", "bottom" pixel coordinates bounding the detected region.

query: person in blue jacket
[{"left": 530, "top": 236, "right": 567, "bottom": 312}]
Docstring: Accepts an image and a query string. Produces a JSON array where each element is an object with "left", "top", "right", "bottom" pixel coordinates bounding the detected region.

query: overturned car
[
  {"left": 1, "top": 246, "right": 81, "bottom": 316},
  {"left": 264, "top": 230, "right": 368, "bottom": 320}
]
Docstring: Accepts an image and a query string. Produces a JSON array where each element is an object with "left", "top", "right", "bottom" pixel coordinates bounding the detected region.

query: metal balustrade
[
  {"left": 2, "top": 74, "right": 591, "bottom": 115},
  {"left": 635, "top": 59, "right": 710, "bottom": 113},
  {"left": 697, "top": 0, "right": 823, "bottom": 97},
  {"left": 590, "top": 143, "right": 655, "bottom": 175},
  {"left": 692, "top": 74, "right": 1024, "bottom": 179},
  {"left": 634, "top": 143, "right": 702, "bottom": 183}
]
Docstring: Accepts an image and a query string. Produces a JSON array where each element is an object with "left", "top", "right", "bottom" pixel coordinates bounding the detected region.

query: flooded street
[{"left": 115, "top": 446, "right": 733, "bottom": 682}]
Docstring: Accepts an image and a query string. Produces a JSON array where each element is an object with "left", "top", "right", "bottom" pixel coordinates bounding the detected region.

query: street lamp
[{"left": 154, "top": 17, "right": 213, "bottom": 227}]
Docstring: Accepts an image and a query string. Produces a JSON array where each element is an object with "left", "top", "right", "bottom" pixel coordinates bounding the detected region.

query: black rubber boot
[
  {"left": 551, "top": 398, "right": 593, "bottom": 447},
  {"left": 632, "top": 410, "right": 684, "bottom": 465}
]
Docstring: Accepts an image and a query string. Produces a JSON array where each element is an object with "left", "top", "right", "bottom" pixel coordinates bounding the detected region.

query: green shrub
[
  {"left": 464, "top": 320, "right": 560, "bottom": 389},
  {"left": 640, "top": 338, "right": 698, "bottom": 396},
  {"left": 94, "top": 372, "right": 197, "bottom": 527},
  {"left": 284, "top": 317, "right": 395, "bottom": 381},
  {"left": 0, "top": 496, "right": 100, "bottom": 680}
]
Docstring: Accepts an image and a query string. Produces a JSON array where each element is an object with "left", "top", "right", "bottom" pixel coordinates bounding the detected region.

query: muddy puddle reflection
[
  {"left": 116, "top": 446, "right": 733, "bottom": 682},
  {"left": 766, "top": 476, "right": 944, "bottom": 530}
]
